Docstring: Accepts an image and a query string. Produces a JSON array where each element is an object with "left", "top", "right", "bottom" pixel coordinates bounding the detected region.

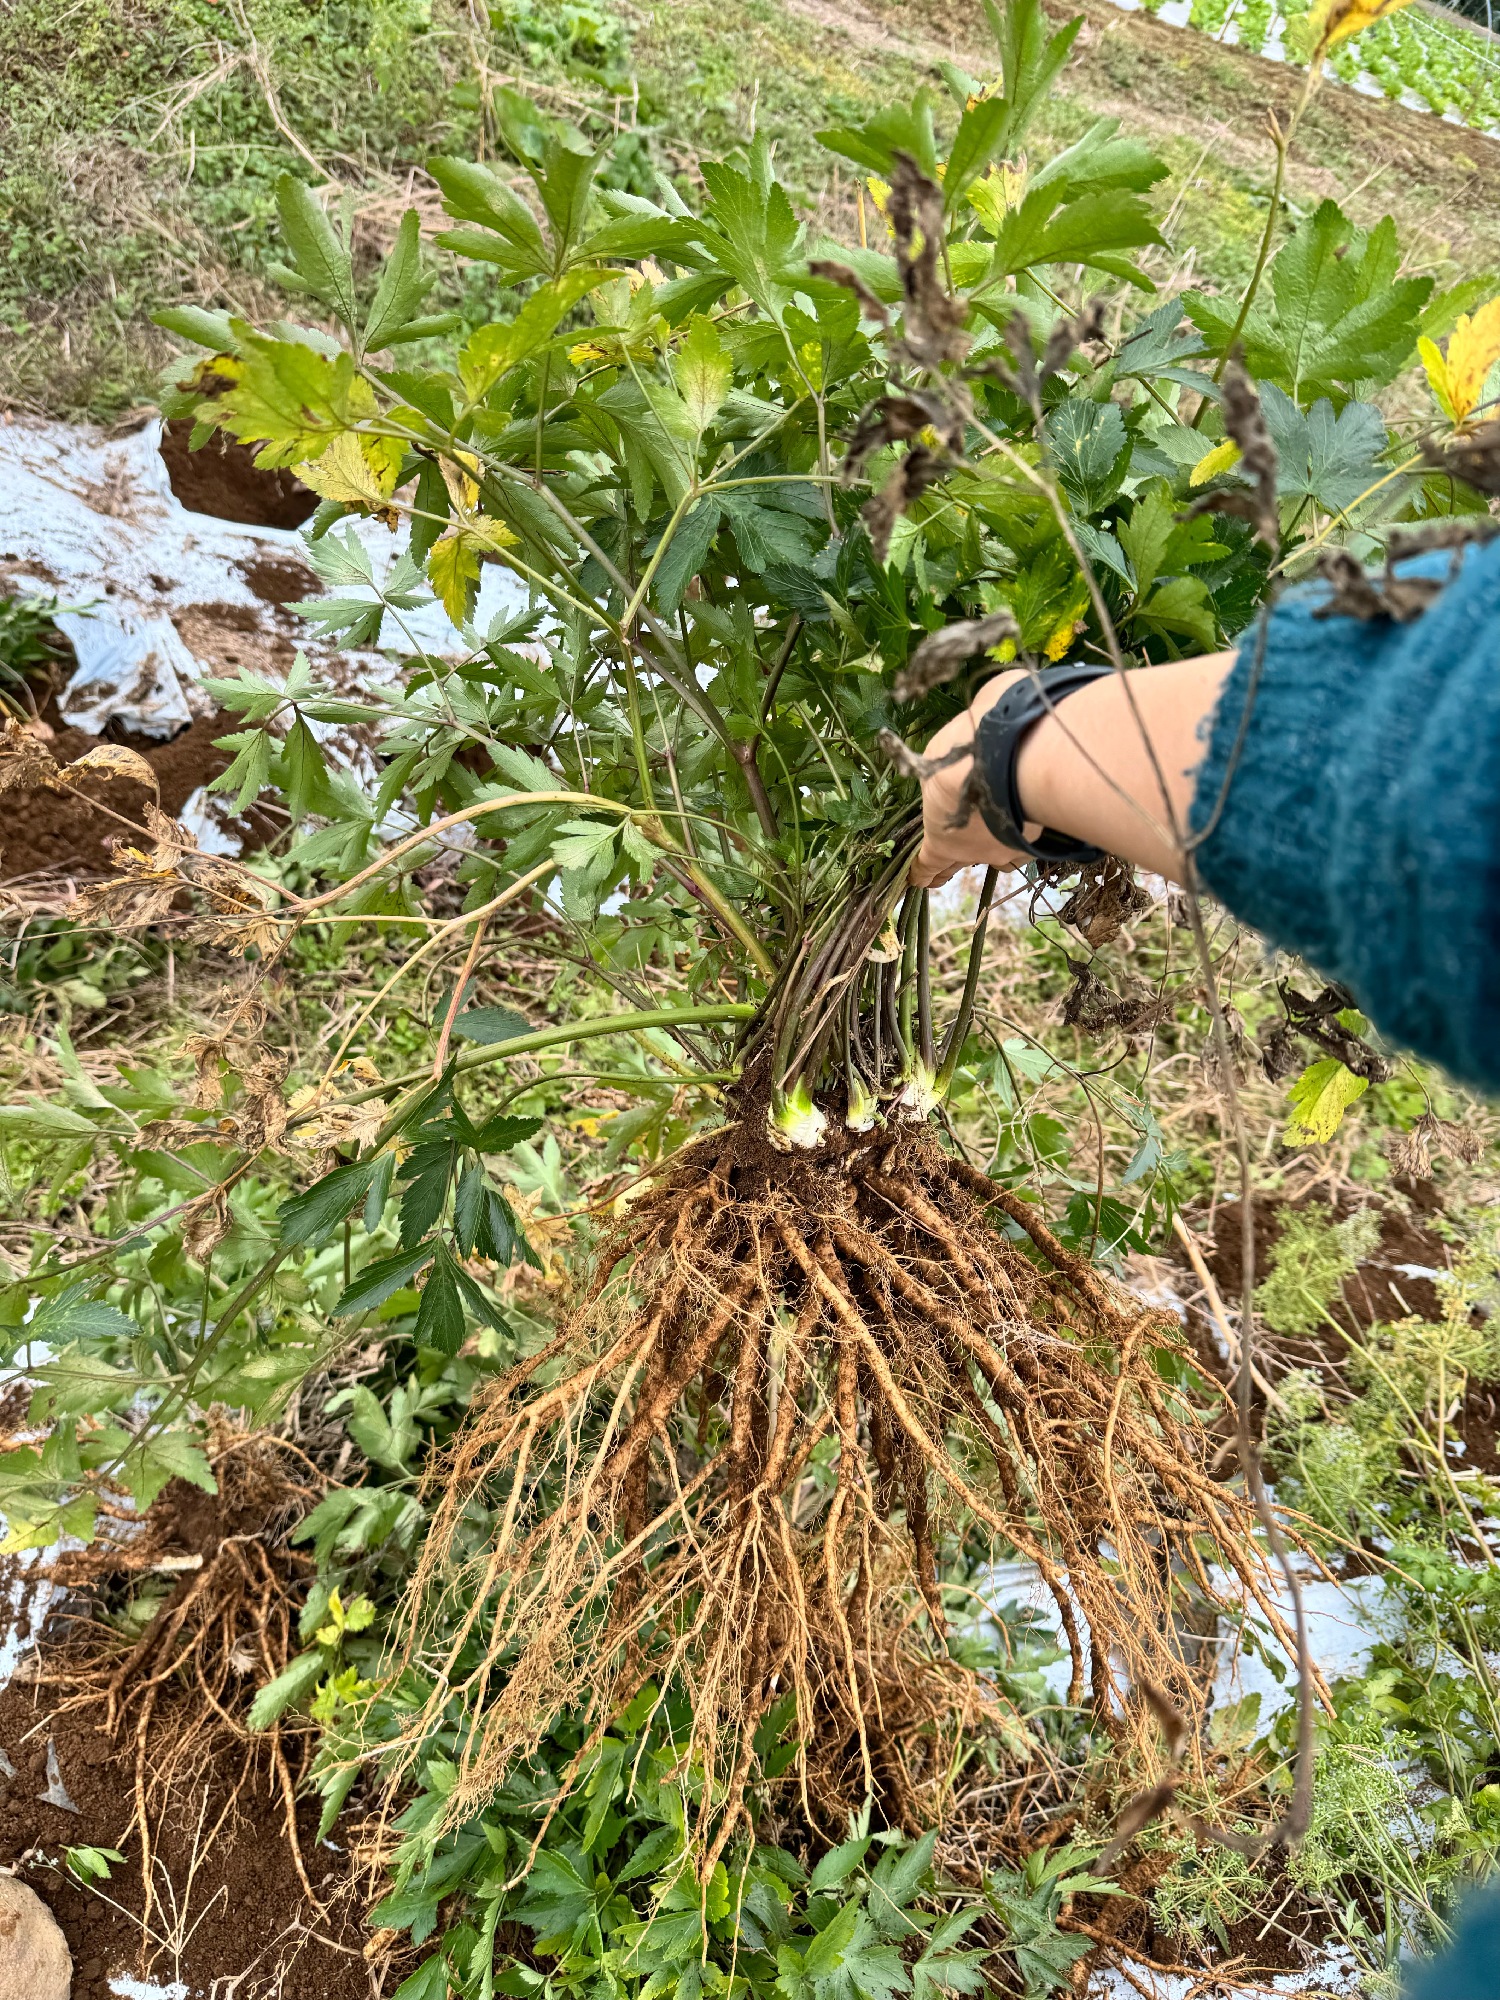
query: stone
[{"left": 0, "top": 1875, "right": 71, "bottom": 2000}]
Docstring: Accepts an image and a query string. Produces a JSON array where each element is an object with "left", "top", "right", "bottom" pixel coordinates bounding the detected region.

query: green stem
[
  {"left": 915, "top": 889, "right": 933, "bottom": 1071},
  {"left": 936, "top": 867, "right": 998, "bottom": 1095},
  {"left": 352, "top": 1004, "right": 759, "bottom": 1136},
  {"left": 897, "top": 891, "right": 920, "bottom": 1067}
]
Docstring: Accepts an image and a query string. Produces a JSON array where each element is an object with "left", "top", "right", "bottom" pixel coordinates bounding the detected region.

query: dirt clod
[
  {"left": 159, "top": 419, "right": 318, "bottom": 530},
  {"left": 0, "top": 1874, "right": 71, "bottom": 2000}
]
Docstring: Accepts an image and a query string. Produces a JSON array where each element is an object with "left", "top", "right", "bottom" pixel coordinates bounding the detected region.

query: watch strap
[{"left": 971, "top": 662, "right": 1115, "bottom": 863}]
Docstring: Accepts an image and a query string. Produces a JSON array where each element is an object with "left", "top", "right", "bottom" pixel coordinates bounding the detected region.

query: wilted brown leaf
[
  {"left": 0, "top": 717, "right": 63, "bottom": 795},
  {"left": 893, "top": 610, "right": 1020, "bottom": 703},
  {"left": 58, "top": 744, "right": 160, "bottom": 796}
]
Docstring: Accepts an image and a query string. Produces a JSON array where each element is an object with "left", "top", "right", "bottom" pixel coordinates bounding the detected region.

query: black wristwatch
[{"left": 971, "top": 662, "right": 1114, "bottom": 863}]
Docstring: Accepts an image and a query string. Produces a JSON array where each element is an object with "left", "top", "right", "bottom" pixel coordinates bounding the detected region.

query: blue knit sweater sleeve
[{"left": 1188, "top": 537, "right": 1500, "bottom": 1093}]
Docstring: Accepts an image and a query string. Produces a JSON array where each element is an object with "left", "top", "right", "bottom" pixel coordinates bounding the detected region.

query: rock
[{"left": 0, "top": 1876, "right": 71, "bottom": 2000}]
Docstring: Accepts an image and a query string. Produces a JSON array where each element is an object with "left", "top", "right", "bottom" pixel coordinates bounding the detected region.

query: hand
[{"left": 909, "top": 670, "right": 1031, "bottom": 888}]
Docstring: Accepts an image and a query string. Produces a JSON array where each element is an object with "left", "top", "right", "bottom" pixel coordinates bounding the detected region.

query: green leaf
[
  {"left": 452, "top": 1005, "right": 533, "bottom": 1047},
  {"left": 125, "top": 1430, "right": 218, "bottom": 1512},
  {"left": 818, "top": 96, "right": 940, "bottom": 181},
  {"left": 1186, "top": 200, "right": 1431, "bottom": 399},
  {"left": 414, "top": 1243, "right": 466, "bottom": 1356},
  {"left": 990, "top": 184, "right": 1163, "bottom": 288},
  {"left": 153, "top": 305, "right": 238, "bottom": 352},
  {"left": 674, "top": 314, "right": 732, "bottom": 435},
  {"left": 276, "top": 176, "right": 358, "bottom": 330},
  {"left": 332, "top": 1243, "right": 435, "bottom": 1318},
  {"left": 458, "top": 268, "right": 607, "bottom": 403},
  {"left": 1284, "top": 1059, "right": 1370, "bottom": 1147},
  {"left": 248, "top": 1650, "right": 326, "bottom": 1731},
  {"left": 279, "top": 1158, "right": 379, "bottom": 1247},
  {"left": 24, "top": 1286, "right": 138, "bottom": 1347},
  {"left": 653, "top": 498, "right": 722, "bottom": 613},
  {"left": 944, "top": 95, "right": 1013, "bottom": 209},
  {"left": 1258, "top": 386, "right": 1392, "bottom": 521},
  {"left": 428, "top": 155, "right": 550, "bottom": 278},
  {"left": 810, "top": 1834, "right": 872, "bottom": 1890},
  {"left": 392, "top": 1957, "right": 452, "bottom": 2000},
  {"left": 987, "top": 0, "right": 1083, "bottom": 159},
  {"left": 347, "top": 1381, "right": 419, "bottom": 1471},
  {"left": 363, "top": 208, "right": 433, "bottom": 351},
  {"left": 0, "top": 1101, "right": 100, "bottom": 1139},
  {"left": 1045, "top": 399, "right": 1128, "bottom": 514}
]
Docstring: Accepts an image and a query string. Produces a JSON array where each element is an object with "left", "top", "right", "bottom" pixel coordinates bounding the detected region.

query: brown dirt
[
  {"left": 159, "top": 419, "right": 318, "bottom": 531},
  {"left": 0, "top": 1681, "right": 385, "bottom": 2000},
  {"left": 0, "top": 706, "right": 245, "bottom": 883},
  {"left": 0, "top": 1456, "right": 402, "bottom": 1999},
  {"left": 238, "top": 552, "right": 321, "bottom": 607}
]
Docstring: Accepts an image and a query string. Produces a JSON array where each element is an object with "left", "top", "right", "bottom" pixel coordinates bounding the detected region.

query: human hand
[{"left": 908, "top": 670, "right": 1030, "bottom": 888}]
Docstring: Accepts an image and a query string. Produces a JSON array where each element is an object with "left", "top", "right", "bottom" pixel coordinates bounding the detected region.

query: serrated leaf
[
  {"left": 248, "top": 1650, "right": 325, "bottom": 1731},
  {"left": 364, "top": 208, "right": 432, "bottom": 352},
  {"left": 414, "top": 1244, "right": 466, "bottom": 1355},
  {"left": 1046, "top": 398, "right": 1128, "bottom": 514},
  {"left": 295, "top": 430, "right": 404, "bottom": 507},
  {"left": 0, "top": 1101, "right": 101, "bottom": 1139},
  {"left": 673, "top": 315, "right": 732, "bottom": 435},
  {"left": 25, "top": 1286, "right": 138, "bottom": 1347},
  {"left": 453, "top": 1006, "right": 533, "bottom": 1047},
  {"left": 278, "top": 1158, "right": 379, "bottom": 1247},
  {"left": 276, "top": 176, "right": 358, "bottom": 330},
  {"left": 1420, "top": 293, "right": 1500, "bottom": 425},
  {"left": 332, "top": 1243, "right": 435, "bottom": 1317},
  {"left": 1258, "top": 385, "right": 1391, "bottom": 521},
  {"left": 1284, "top": 1058, "right": 1369, "bottom": 1147}
]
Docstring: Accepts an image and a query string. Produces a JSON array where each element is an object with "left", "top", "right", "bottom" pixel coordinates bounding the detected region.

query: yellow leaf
[
  {"left": 1283, "top": 1058, "right": 1369, "bottom": 1147},
  {"left": 1190, "top": 438, "right": 1242, "bottom": 487},
  {"left": 1310, "top": 0, "right": 1414, "bottom": 55},
  {"left": 59, "top": 744, "right": 159, "bottom": 795},
  {"left": 1429, "top": 295, "right": 1500, "bottom": 425},
  {"left": 295, "top": 430, "right": 404, "bottom": 507},
  {"left": 1044, "top": 614, "right": 1079, "bottom": 661},
  {"left": 1419, "top": 334, "right": 1458, "bottom": 424},
  {"left": 440, "top": 450, "right": 482, "bottom": 513},
  {"left": 426, "top": 516, "right": 519, "bottom": 626}
]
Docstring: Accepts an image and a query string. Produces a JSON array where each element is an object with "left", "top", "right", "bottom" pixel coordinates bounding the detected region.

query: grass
[{"left": 4, "top": 0, "right": 1499, "bottom": 419}]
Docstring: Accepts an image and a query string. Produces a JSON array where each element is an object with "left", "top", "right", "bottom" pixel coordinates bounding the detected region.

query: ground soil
[
  {"left": 0, "top": 1468, "right": 402, "bottom": 1999},
  {"left": 1, "top": 700, "right": 249, "bottom": 884},
  {"left": 159, "top": 420, "right": 318, "bottom": 532},
  {"left": 0, "top": 1682, "right": 383, "bottom": 2000}
]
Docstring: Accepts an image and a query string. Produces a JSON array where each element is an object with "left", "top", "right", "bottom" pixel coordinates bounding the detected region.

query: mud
[
  {"left": 159, "top": 419, "right": 318, "bottom": 531},
  {"left": 1, "top": 705, "right": 242, "bottom": 883}
]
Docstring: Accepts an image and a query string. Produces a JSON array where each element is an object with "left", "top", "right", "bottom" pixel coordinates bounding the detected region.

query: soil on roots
[
  {"left": 412, "top": 1112, "right": 1300, "bottom": 1864},
  {"left": 0, "top": 1427, "right": 401, "bottom": 1996}
]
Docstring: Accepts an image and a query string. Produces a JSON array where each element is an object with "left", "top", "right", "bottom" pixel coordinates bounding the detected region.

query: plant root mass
[{"left": 416, "top": 1110, "right": 1299, "bottom": 1863}]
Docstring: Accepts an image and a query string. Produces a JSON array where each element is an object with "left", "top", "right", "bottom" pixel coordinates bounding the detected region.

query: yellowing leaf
[
  {"left": 59, "top": 745, "right": 160, "bottom": 795},
  {"left": 294, "top": 430, "right": 404, "bottom": 507},
  {"left": 966, "top": 160, "right": 1029, "bottom": 235},
  {"left": 1283, "top": 1058, "right": 1369, "bottom": 1147},
  {"left": 1190, "top": 438, "right": 1242, "bottom": 487},
  {"left": 1044, "top": 614, "right": 1079, "bottom": 661},
  {"left": 1310, "top": 0, "right": 1414, "bottom": 55},
  {"left": 673, "top": 315, "right": 732, "bottom": 435},
  {"left": 1420, "top": 295, "right": 1500, "bottom": 425},
  {"left": 428, "top": 529, "right": 481, "bottom": 625},
  {"left": 440, "top": 449, "right": 482, "bottom": 513},
  {"left": 425, "top": 517, "right": 515, "bottom": 625}
]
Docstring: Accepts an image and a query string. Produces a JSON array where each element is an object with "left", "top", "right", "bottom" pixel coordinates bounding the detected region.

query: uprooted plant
[{"left": 6, "top": 0, "right": 1493, "bottom": 1961}]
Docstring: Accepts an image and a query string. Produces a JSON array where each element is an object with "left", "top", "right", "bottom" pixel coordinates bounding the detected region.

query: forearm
[{"left": 1013, "top": 653, "right": 1237, "bottom": 882}]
